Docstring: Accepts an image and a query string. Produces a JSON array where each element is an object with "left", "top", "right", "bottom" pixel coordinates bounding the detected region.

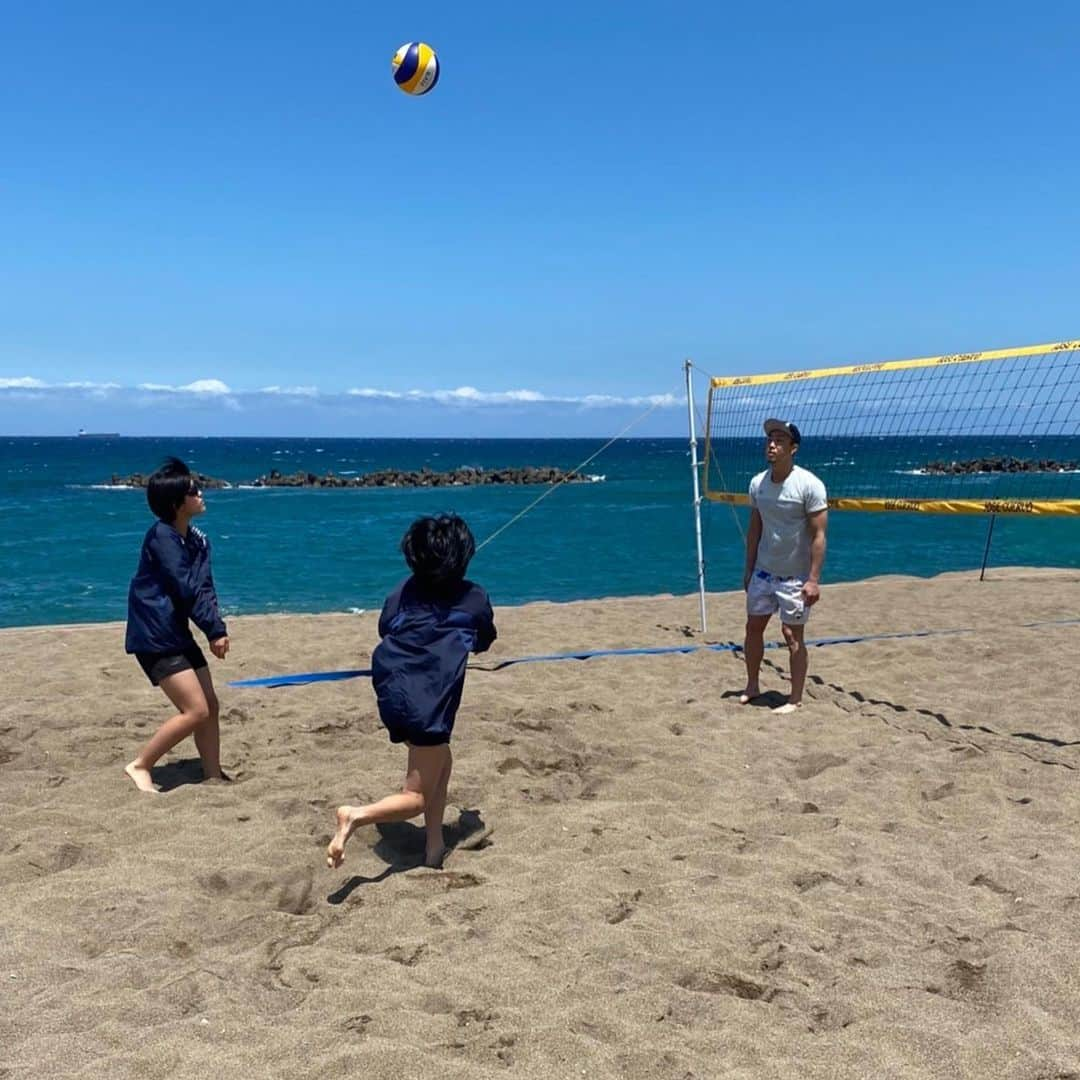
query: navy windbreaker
[
  {"left": 372, "top": 576, "right": 496, "bottom": 746},
  {"left": 125, "top": 521, "right": 227, "bottom": 654}
]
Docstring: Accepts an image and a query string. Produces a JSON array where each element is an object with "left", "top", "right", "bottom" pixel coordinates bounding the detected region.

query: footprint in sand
[
  {"left": 27, "top": 841, "right": 93, "bottom": 875},
  {"left": 921, "top": 781, "right": 957, "bottom": 801},
  {"left": 807, "top": 1002, "right": 856, "bottom": 1032},
  {"left": 275, "top": 870, "right": 315, "bottom": 915},
  {"left": 510, "top": 716, "right": 552, "bottom": 733},
  {"left": 794, "top": 752, "right": 847, "bottom": 780},
  {"left": 925, "top": 958, "right": 993, "bottom": 1004},
  {"left": 970, "top": 873, "right": 1014, "bottom": 897},
  {"left": 604, "top": 889, "right": 643, "bottom": 925},
  {"left": 567, "top": 700, "right": 611, "bottom": 714},
  {"left": 496, "top": 756, "right": 531, "bottom": 775},
  {"left": 342, "top": 1014, "right": 373, "bottom": 1036},
  {"left": 676, "top": 970, "right": 777, "bottom": 1002},
  {"left": 384, "top": 943, "right": 427, "bottom": 966},
  {"left": 569, "top": 1017, "right": 620, "bottom": 1044},
  {"left": 197, "top": 867, "right": 315, "bottom": 915},
  {"left": 793, "top": 870, "right": 845, "bottom": 893},
  {"left": 456, "top": 1008, "right": 498, "bottom": 1030},
  {"left": 406, "top": 870, "right": 486, "bottom": 890}
]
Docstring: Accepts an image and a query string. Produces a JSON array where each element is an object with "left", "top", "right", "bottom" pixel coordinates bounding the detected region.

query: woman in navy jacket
[{"left": 124, "top": 457, "right": 230, "bottom": 793}]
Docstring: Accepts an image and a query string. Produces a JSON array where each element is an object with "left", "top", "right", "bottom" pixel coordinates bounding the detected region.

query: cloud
[
  {"left": 346, "top": 385, "right": 680, "bottom": 408},
  {"left": 0, "top": 376, "right": 48, "bottom": 389},
  {"left": 1, "top": 374, "right": 683, "bottom": 411},
  {"left": 135, "top": 379, "right": 232, "bottom": 395},
  {"left": 259, "top": 385, "right": 320, "bottom": 397}
]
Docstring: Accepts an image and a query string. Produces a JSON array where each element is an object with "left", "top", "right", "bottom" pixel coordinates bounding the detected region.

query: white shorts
[{"left": 747, "top": 569, "right": 809, "bottom": 625}]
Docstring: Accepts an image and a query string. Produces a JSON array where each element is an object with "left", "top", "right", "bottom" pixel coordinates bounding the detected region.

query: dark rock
[
  {"left": 107, "top": 471, "right": 230, "bottom": 489},
  {"left": 106, "top": 466, "right": 599, "bottom": 490},
  {"left": 922, "top": 457, "right": 1077, "bottom": 475},
  {"left": 250, "top": 466, "right": 593, "bottom": 488}
]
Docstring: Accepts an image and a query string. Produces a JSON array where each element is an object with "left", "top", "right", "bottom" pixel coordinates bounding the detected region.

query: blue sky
[{"left": 2, "top": 1, "right": 1078, "bottom": 437}]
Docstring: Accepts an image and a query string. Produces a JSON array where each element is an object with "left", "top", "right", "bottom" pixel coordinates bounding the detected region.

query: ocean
[{"left": 2, "top": 436, "right": 1079, "bottom": 630}]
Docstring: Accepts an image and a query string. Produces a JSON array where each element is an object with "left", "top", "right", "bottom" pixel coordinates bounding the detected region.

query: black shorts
[{"left": 136, "top": 643, "right": 209, "bottom": 687}]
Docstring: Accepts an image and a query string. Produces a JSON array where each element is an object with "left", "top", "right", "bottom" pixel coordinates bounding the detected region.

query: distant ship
[{"left": 77, "top": 429, "right": 120, "bottom": 438}]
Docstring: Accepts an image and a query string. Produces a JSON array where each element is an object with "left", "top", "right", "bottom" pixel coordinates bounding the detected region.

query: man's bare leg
[
  {"left": 774, "top": 622, "right": 807, "bottom": 714},
  {"left": 327, "top": 744, "right": 448, "bottom": 869},
  {"left": 740, "top": 614, "right": 771, "bottom": 703},
  {"left": 125, "top": 669, "right": 211, "bottom": 793}
]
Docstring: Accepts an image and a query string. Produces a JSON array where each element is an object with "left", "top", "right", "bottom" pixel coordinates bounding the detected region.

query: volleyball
[{"left": 391, "top": 42, "right": 440, "bottom": 96}]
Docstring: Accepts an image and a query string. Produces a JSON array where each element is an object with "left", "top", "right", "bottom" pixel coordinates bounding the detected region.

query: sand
[{"left": 2, "top": 568, "right": 1080, "bottom": 1079}]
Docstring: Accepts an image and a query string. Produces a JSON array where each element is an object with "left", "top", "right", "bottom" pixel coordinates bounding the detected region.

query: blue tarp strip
[
  {"left": 228, "top": 668, "right": 372, "bottom": 688},
  {"left": 227, "top": 617, "right": 1079, "bottom": 688}
]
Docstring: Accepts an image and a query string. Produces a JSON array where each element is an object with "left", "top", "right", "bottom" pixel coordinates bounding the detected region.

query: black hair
[
  {"left": 401, "top": 514, "right": 476, "bottom": 587},
  {"left": 147, "top": 457, "right": 197, "bottom": 522}
]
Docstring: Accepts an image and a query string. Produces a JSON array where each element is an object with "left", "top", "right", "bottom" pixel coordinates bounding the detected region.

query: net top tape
[{"left": 710, "top": 340, "right": 1080, "bottom": 389}]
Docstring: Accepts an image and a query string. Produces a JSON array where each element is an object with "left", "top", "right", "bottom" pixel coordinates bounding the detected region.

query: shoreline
[{"left": 3, "top": 565, "right": 1078, "bottom": 636}]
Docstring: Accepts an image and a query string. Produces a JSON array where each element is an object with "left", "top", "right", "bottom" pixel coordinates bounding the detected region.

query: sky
[{"left": 2, "top": 2, "right": 1078, "bottom": 437}]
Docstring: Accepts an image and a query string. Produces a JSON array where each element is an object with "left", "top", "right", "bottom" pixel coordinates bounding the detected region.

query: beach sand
[{"left": 3, "top": 568, "right": 1080, "bottom": 1078}]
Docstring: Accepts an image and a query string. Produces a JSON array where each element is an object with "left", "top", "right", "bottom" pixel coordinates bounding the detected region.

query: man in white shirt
[{"left": 740, "top": 418, "right": 828, "bottom": 715}]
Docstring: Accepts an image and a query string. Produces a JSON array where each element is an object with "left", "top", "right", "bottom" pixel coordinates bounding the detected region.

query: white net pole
[{"left": 685, "top": 359, "right": 708, "bottom": 633}]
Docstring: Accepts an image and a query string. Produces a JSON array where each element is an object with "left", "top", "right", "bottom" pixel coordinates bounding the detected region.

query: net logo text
[
  {"left": 983, "top": 500, "right": 1035, "bottom": 514},
  {"left": 935, "top": 353, "right": 981, "bottom": 365}
]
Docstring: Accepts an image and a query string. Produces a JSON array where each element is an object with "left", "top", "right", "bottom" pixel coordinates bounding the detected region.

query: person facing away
[
  {"left": 327, "top": 513, "right": 496, "bottom": 870},
  {"left": 123, "top": 457, "right": 230, "bottom": 792},
  {"left": 740, "top": 419, "right": 828, "bottom": 715}
]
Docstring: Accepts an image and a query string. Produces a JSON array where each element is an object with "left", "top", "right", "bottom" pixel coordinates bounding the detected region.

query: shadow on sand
[
  {"left": 150, "top": 758, "right": 234, "bottom": 792},
  {"left": 326, "top": 808, "right": 491, "bottom": 904}
]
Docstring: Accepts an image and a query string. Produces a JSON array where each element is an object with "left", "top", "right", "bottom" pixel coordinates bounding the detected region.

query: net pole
[
  {"left": 685, "top": 359, "right": 708, "bottom": 632},
  {"left": 979, "top": 513, "right": 997, "bottom": 582}
]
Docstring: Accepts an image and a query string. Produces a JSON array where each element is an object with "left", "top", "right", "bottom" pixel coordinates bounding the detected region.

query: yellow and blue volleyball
[{"left": 391, "top": 42, "right": 440, "bottom": 96}]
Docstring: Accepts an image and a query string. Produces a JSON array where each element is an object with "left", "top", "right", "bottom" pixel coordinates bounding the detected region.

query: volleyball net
[{"left": 702, "top": 340, "right": 1080, "bottom": 515}]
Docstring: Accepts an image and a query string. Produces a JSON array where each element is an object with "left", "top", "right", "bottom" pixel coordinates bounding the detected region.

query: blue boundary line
[{"left": 227, "top": 617, "right": 1080, "bottom": 688}]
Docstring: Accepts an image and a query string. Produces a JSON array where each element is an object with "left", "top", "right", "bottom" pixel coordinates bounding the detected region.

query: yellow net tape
[
  {"left": 710, "top": 339, "right": 1080, "bottom": 389},
  {"left": 704, "top": 492, "right": 1080, "bottom": 516}
]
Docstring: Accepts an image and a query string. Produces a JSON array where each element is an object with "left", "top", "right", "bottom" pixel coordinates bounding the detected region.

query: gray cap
[{"left": 763, "top": 418, "right": 801, "bottom": 444}]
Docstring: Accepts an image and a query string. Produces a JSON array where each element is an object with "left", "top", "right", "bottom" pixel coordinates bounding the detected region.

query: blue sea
[{"left": 3, "top": 436, "right": 1079, "bottom": 629}]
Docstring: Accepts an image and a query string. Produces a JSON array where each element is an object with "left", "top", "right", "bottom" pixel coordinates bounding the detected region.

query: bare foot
[
  {"left": 124, "top": 761, "right": 159, "bottom": 794},
  {"left": 772, "top": 701, "right": 802, "bottom": 715},
  {"left": 424, "top": 847, "right": 446, "bottom": 869},
  {"left": 738, "top": 687, "right": 761, "bottom": 705},
  {"left": 327, "top": 806, "right": 364, "bottom": 869}
]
